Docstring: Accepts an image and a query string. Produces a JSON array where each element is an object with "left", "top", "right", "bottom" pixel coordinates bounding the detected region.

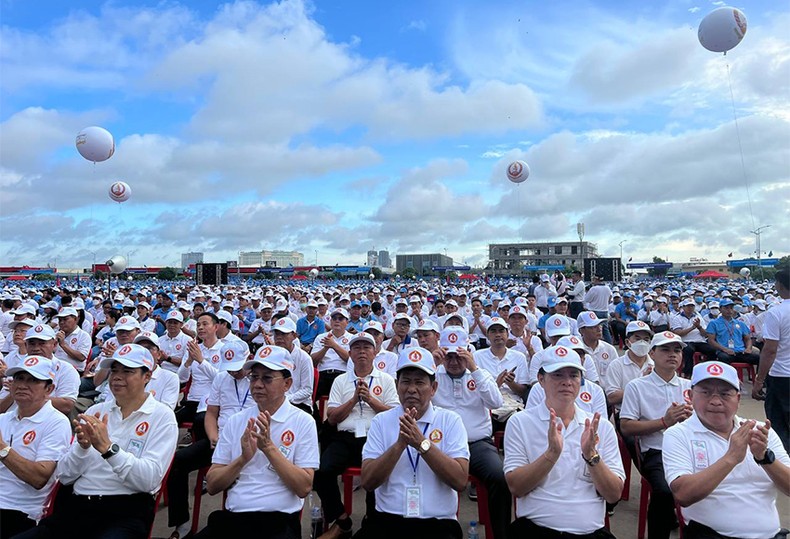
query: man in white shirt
[
  {"left": 0, "top": 356, "right": 71, "bottom": 537},
  {"left": 533, "top": 275, "right": 557, "bottom": 314},
  {"left": 158, "top": 311, "right": 191, "bottom": 375},
  {"left": 382, "top": 313, "right": 417, "bottom": 354},
  {"left": 567, "top": 270, "right": 586, "bottom": 319},
  {"left": 754, "top": 269, "right": 790, "bottom": 452},
  {"left": 620, "top": 332, "right": 693, "bottom": 539},
  {"left": 360, "top": 347, "right": 469, "bottom": 539},
  {"left": 315, "top": 332, "right": 398, "bottom": 539},
  {"left": 466, "top": 298, "right": 491, "bottom": 348},
  {"left": 53, "top": 307, "right": 91, "bottom": 373},
  {"left": 364, "top": 321, "right": 398, "bottom": 378},
  {"left": 271, "top": 317, "right": 314, "bottom": 414},
  {"left": 577, "top": 311, "right": 619, "bottom": 384},
  {"left": 663, "top": 361, "right": 790, "bottom": 539},
  {"left": 504, "top": 345, "right": 625, "bottom": 536},
  {"left": 506, "top": 305, "right": 542, "bottom": 362},
  {"left": 433, "top": 334, "right": 509, "bottom": 539},
  {"left": 311, "top": 308, "right": 353, "bottom": 401},
  {"left": 197, "top": 345, "right": 319, "bottom": 539},
  {"left": 583, "top": 275, "right": 614, "bottom": 344},
  {"left": 18, "top": 344, "right": 178, "bottom": 539},
  {"left": 671, "top": 299, "right": 717, "bottom": 378},
  {"left": 131, "top": 331, "right": 180, "bottom": 410}
]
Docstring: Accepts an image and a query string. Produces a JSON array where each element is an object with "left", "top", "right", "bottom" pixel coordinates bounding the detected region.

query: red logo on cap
[
  {"left": 135, "top": 422, "right": 149, "bottom": 436},
  {"left": 467, "top": 379, "right": 477, "bottom": 391},
  {"left": 408, "top": 350, "right": 422, "bottom": 363},
  {"left": 372, "top": 385, "right": 382, "bottom": 396},
  {"left": 637, "top": 321, "right": 647, "bottom": 328},
  {"left": 580, "top": 391, "right": 592, "bottom": 403},
  {"left": 278, "top": 319, "right": 285, "bottom": 325},
  {"left": 569, "top": 336, "right": 580, "bottom": 345},
  {"left": 418, "top": 320, "right": 425, "bottom": 326},
  {"left": 554, "top": 318, "right": 562, "bottom": 327},
  {"left": 556, "top": 346, "right": 568, "bottom": 357},
  {"left": 35, "top": 325, "right": 44, "bottom": 333},
  {"left": 589, "top": 313, "right": 597, "bottom": 319},
  {"left": 683, "top": 389, "right": 692, "bottom": 404},
  {"left": 512, "top": 307, "right": 521, "bottom": 313},
  {"left": 281, "top": 430, "right": 295, "bottom": 447},
  {"left": 663, "top": 331, "right": 675, "bottom": 339},
  {"left": 224, "top": 350, "right": 235, "bottom": 360},
  {"left": 707, "top": 363, "right": 724, "bottom": 376},
  {"left": 448, "top": 333, "right": 458, "bottom": 344},
  {"left": 118, "top": 345, "right": 132, "bottom": 356},
  {"left": 24, "top": 357, "right": 39, "bottom": 367},
  {"left": 259, "top": 347, "right": 272, "bottom": 357},
  {"left": 23, "top": 430, "right": 36, "bottom": 445}
]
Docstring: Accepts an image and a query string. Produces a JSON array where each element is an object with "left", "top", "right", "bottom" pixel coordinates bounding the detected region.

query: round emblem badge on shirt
[
  {"left": 281, "top": 430, "right": 295, "bottom": 447},
  {"left": 467, "top": 379, "right": 477, "bottom": 391},
  {"left": 707, "top": 363, "right": 724, "bottom": 376},
  {"left": 341, "top": 338, "right": 348, "bottom": 344},
  {"left": 377, "top": 361, "right": 386, "bottom": 370},
  {"left": 175, "top": 344, "right": 182, "bottom": 350},
  {"left": 135, "top": 422, "right": 150, "bottom": 436},
  {"left": 429, "top": 429, "right": 443, "bottom": 443},
  {"left": 580, "top": 391, "right": 592, "bottom": 403},
  {"left": 71, "top": 338, "right": 77, "bottom": 344},
  {"left": 23, "top": 430, "right": 36, "bottom": 445},
  {"left": 602, "top": 353, "right": 609, "bottom": 360},
  {"left": 408, "top": 350, "right": 422, "bottom": 363},
  {"left": 372, "top": 385, "right": 382, "bottom": 396},
  {"left": 211, "top": 355, "right": 220, "bottom": 364}
]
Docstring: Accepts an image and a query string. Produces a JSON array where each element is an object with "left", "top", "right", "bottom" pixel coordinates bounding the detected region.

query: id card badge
[
  {"left": 453, "top": 379, "right": 463, "bottom": 399},
  {"left": 126, "top": 438, "right": 144, "bottom": 458},
  {"left": 405, "top": 485, "right": 422, "bottom": 517},
  {"left": 727, "top": 339, "right": 734, "bottom": 349},
  {"left": 355, "top": 417, "right": 367, "bottom": 438},
  {"left": 691, "top": 440, "right": 709, "bottom": 469}
]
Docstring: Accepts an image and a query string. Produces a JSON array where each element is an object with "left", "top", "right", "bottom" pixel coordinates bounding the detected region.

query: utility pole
[
  {"left": 750, "top": 225, "right": 771, "bottom": 280},
  {"left": 576, "top": 222, "right": 585, "bottom": 270}
]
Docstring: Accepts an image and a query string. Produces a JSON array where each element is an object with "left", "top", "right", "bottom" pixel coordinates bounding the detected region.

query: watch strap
[{"left": 754, "top": 448, "right": 775, "bottom": 465}]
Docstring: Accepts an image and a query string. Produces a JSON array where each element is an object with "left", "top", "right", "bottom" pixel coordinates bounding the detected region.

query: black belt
[
  {"left": 74, "top": 492, "right": 153, "bottom": 502},
  {"left": 319, "top": 369, "right": 345, "bottom": 375}
]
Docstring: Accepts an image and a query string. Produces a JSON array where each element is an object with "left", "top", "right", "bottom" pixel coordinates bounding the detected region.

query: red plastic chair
[
  {"left": 469, "top": 475, "right": 493, "bottom": 539},
  {"left": 317, "top": 396, "right": 329, "bottom": 423},
  {"left": 730, "top": 362, "right": 755, "bottom": 383},
  {"left": 341, "top": 467, "right": 362, "bottom": 516},
  {"left": 493, "top": 431, "right": 504, "bottom": 453},
  {"left": 618, "top": 432, "right": 631, "bottom": 501},
  {"left": 190, "top": 466, "right": 212, "bottom": 534},
  {"left": 634, "top": 439, "right": 684, "bottom": 539}
]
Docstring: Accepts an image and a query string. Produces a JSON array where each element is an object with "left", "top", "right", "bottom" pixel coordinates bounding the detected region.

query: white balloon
[
  {"left": 506, "top": 160, "right": 530, "bottom": 184},
  {"left": 108, "top": 181, "right": 131, "bottom": 203},
  {"left": 739, "top": 267, "right": 751, "bottom": 277},
  {"left": 76, "top": 126, "right": 115, "bottom": 162},
  {"left": 698, "top": 7, "right": 747, "bottom": 54},
  {"left": 106, "top": 255, "right": 127, "bottom": 274},
  {"left": 309, "top": 268, "right": 319, "bottom": 276}
]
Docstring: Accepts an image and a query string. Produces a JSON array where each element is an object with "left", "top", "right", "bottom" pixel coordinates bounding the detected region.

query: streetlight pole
[
  {"left": 618, "top": 240, "right": 626, "bottom": 279},
  {"left": 750, "top": 225, "right": 771, "bottom": 280},
  {"left": 576, "top": 222, "right": 585, "bottom": 270}
]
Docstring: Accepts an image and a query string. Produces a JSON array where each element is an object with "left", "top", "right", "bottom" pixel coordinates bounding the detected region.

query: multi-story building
[
  {"left": 396, "top": 253, "right": 454, "bottom": 276},
  {"left": 487, "top": 241, "right": 598, "bottom": 274},
  {"left": 366, "top": 250, "right": 379, "bottom": 267},
  {"left": 378, "top": 250, "right": 392, "bottom": 268},
  {"left": 239, "top": 250, "right": 304, "bottom": 268},
  {"left": 181, "top": 252, "right": 204, "bottom": 269}
]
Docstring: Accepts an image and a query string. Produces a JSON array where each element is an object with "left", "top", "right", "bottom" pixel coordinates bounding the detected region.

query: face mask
[
  {"left": 643, "top": 302, "right": 653, "bottom": 309},
  {"left": 629, "top": 340, "right": 651, "bottom": 356},
  {"left": 300, "top": 302, "right": 307, "bottom": 309},
  {"left": 734, "top": 305, "right": 743, "bottom": 314},
  {"left": 710, "top": 308, "right": 720, "bottom": 316},
  {"left": 694, "top": 297, "right": 703, "bottom": 304}
]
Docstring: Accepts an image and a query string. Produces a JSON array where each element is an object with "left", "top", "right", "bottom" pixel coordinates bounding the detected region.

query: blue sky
[{"left": 1, "top": 0, "right": 788, "bottom": 269}]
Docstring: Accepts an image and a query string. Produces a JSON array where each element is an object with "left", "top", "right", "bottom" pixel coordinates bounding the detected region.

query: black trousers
[
  {"left": 715, "top": 350, "right": 760, "bottom": 366},
  {"left": 569, "top": 302, "right": 584, "bottom": 319},
  {"left": 469, "top": 438, "right": 510, "bottom": 539},
  {"left": 314, "top": 370, "right": 344, "bottom": 449},
  {"left": 14, "top": 491, "right": 154, "bottom": 539},
  {"left": 1, "top": 508, "right": 35, "bottom": 539},
  {"left": 508, "top": 517, "right": 616, "bottom": 538},
  {"left": 611, "top": 320, "right": 627, "bottom": 345},
  {"left": 313, "top": 431, "right": 374, "bottom": 524},
  {"left": 685, "top": 520, "right": 789, "bottom": 539},
  {"left": 359, "top": 511, "right": 462, "bottom": 539},
  {"left": 315, "top": 370, "right": 344, "bottom": 400},
  {"left": 192, "top": 509, "right": 300, "bottom": 539},
  {"left": 167, "top": 438, "right": 213, "bottom": 527},
  {"left": 766, "top": 375, "right": 790, "bottom": 453},
  {"left": 682, "top": 342, "right": 717, "bottom": 376},
  {"left": 640, "top": 449, "right": 675, "bottom": 539}
]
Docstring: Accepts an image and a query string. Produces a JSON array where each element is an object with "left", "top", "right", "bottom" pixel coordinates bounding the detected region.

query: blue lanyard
[
  {"left": 233, "top": 378, "right": 249, "bottom": 408},
  {"left": 406, "top": 423, "right": 430, "bottom": 483}
]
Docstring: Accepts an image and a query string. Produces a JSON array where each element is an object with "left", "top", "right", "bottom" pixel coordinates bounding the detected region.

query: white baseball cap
[
  {"left": 9, "top": 318, "right": 36, "bottom": 331},
  {"left": 216, "top": 310, "right": 233, "bottom": 325},
  {"left": 363, "top": 321, "right": 384, "bottom": 335},
  {"left": 396, "top": 346, "right": 436, "bottom": 375},
  {"left": 6, "top": 355, "right": 56, "bottom": 381},
  {"left": 545, "top": 314, "right": 571, "bottom": 337},
  {"left": 100, "top": 343, "right": 155, "bottom": 371},
  {"left": 133, "top": 331, "right": 160, "bottom": 348},
  {"left": 626, "top": 320, "right": 654, "bottom": 336},
  {"left": 116, "top": 316, "right": 141, "bottom": 331},
  {"left": 166, "top": 311, "right": 184, "bottom": 323},
  {"left": 11, "top": 304, "right": 37, "bottom": 316},
  {"left": 691, "top": 361, "right": 739, "bottom": 390},
  {"left": 556, "top": 335, "right": 585, "bottom": 353},
  {"left": 508, "top": 305, "right": 527, "bottom": 318},
  {"left": 330, "top": 308, "right": 349, "bottom": 320},
  {"left": 486, "top": 318, "right": 509, "bottom": 332},
  {"left": 244, "top": 345, "right": 294, "bottom": 375},
  {"left": 220, "top": 340, "right": 251, "bottom": 372},
  {"left": 650, "top": 331, "right": 686, "bottom": 348},
  {"left": 439, "top": 327, "right": 469, "bottom": 353},
  {"left": 272, "top": 317, "right": 297, "bottom": 333},
  {"left": 577, "top": 311, "right": 605, "bottom": 329},
  {"left": 25, "top": 324, "right": 57, "bottom": 341},
  {"left": 55, "top": 307, "right": 79, "bottom": 318},
  {"left": 541, "top": 345, "right": 585, "bottom": 374},
  {"left": 349, "top": 332, "right": 376, "bottom": 347},
  {"left": 412, "top": 318, "right": 439, "bottom": 335}
]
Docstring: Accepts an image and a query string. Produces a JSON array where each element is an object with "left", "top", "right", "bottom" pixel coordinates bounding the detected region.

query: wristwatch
[
  {"left": 754, "top": 448, "right": 775, "bottom": 466},
  {"left": 101, "top": 443, "right": 120, "bottom": 460},
  {"left": 0, "top": 445, "right": 11, "bottom": 460},
  {"left": 417, "top": 439, "right": 432, "bottom": 455},
  {"left": 582, "top": 451, "right": 601, "bottom": 467}
]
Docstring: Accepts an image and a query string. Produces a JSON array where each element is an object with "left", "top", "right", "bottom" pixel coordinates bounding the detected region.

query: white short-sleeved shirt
[
  {"left": 0, "top": 401, "right": 72, "bottom": 520},
  {"left": 763, "top": 299, "right": 790, "bottom": 377},
  {"left": 604, "top": 353, "right": 654, "bottom": 409},
  {"left": 178, "top": 340, "right": 224, "bottom": 403},
  {"left": 51, "top": 358, "right": 80, "bottom": 402},
  {"left": 504, "top": 404, "right": 625, "bottom": 534},
  {"left": 54, "top": 327, "right": 92, "bottom": 371},
  {"left": 203, "top": 372, "right": 255, "bottom": 433},
  {"left": 362, "top": 404, "right": 469, "bottom": 520},
  {"left": 328, "top": 369, "right": 398, "bottom": 434},
  {"left": 213, "top": 401, "right": 319, "bottom": 514},
  {"left": 508, "top": 333, "right": 543, "bottom": 360},
  {"left": 433, "top": 366, "right": 504, "bottom": 442},
  {"left": 474, "top": 348, "right": 529, "bottom": 400},
  {"left": 528, "top": 348, "right": 600, "bottom": 385},
  {"left": 314, "top": 331, "right": 353, "bottom": 372},
  {"left": 620, "top": 372, "right": 692, "bottom": 452},
  {"left": 249, "top": 318, "right": 272, "bottom": 344},
  {"left": 284, "top": 346, "right": 314, "bottom": 408},
  {"left": 581, "top": 339, "right": 619, "bottom": 382},
  {"left": 371, "top": 350, "right": 398, "bottom": 378},
  {"left": 56, "top": 394, "right": 178, "bottom": 495},
  {"left": 526, "top": 379, "right": 607, "bottom": 418},
  {"left": 663, "top": 413, "right": 790, "bottom": 538},
  {"left": 147, "top": 367, "right": 180, "bottom": 410},
  {"left": 158, "top": 332, "right": 191, "bottom": 374},
  {"left": 670, "top": 312, "right": 708, "bottom": 343}
]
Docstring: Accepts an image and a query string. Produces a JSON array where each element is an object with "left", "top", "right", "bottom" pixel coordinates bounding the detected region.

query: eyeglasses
[
  {"left": 247, "top": 374, "right": 285, "bottom": 384},
  {"left": 693, "top": 387, "right": 738, "bottom": 400}
]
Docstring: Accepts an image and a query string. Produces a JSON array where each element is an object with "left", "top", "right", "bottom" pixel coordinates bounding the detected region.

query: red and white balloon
[
  {"left": 506, "top": 160, "right": 530, "bottom": 184},
  {"left": 75, "top": 126, "right": 115, "bottom": 162},
  {"left": 698, "top": 7, "right": 747, "bottom": 54},
  {"left": 108, "top": 181, "right": 131, "bottom": 203}
]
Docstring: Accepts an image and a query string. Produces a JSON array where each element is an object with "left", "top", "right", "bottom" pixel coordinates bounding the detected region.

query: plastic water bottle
[
  {"left": 468, "top": 520, "right": 479, "bottom": 539},
  {"left": 309, "top": 492, "right": 324, "bottom": 539}
]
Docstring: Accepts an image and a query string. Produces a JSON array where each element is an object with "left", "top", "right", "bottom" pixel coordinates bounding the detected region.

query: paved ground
[{"left": 152, "top": 380, "right": 789, "bottom": 538}]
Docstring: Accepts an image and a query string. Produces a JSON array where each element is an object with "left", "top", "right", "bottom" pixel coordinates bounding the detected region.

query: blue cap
[
  {"left": 719, "top": 298, "right": 735, "bottom": 307},
  {"left": 350, "top": 300, "right": 362, "bottom": 308},
  {"left": 361, "top": 299, "right": 371, "bottom": 306}
]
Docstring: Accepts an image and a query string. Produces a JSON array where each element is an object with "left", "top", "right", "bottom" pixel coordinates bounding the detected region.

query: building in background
[
  {"left": 378, "top": 250, "right": 392, "bottom": 268},
  {"left": 239, "top": 250, "right": 304, "bottom": 268},
  {"left": 181, "top": 252, "right": 204, "bottom": 268},
  {"left": 366, "top": 250, "right": 379, "bottom": 267},
  {"left": 487, "top": 241, "right": 598, "bottom": 274},
  {"left": 396, "top": 253, "right": 454, "bottom": 275}
]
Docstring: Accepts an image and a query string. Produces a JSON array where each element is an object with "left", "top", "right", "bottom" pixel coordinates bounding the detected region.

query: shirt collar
[
  {"left": 269, "top": 398, "right": 295, "bottom": 424},
  {"left": 648, "top": 370, "right": 680, "bottom": 387},
  {"left": 14, "top": 400, "right": 54, "bottom": 423},
  {"left": 687, "top": 412, "right": 741, "bottom": 436},
  {"left": 537, "top": 402, "right": 587, "bottom": 426},
  {"left": 396, "top": 403, "right": 436, "bottom": 425}
]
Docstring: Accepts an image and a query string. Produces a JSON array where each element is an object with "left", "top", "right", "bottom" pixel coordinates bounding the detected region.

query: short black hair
[
  {"left": 776, "top": 270, "right": 789, "bottom": 291},
  {"left": 197, "top": 312, "right": 219, "bottom": 324}
]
